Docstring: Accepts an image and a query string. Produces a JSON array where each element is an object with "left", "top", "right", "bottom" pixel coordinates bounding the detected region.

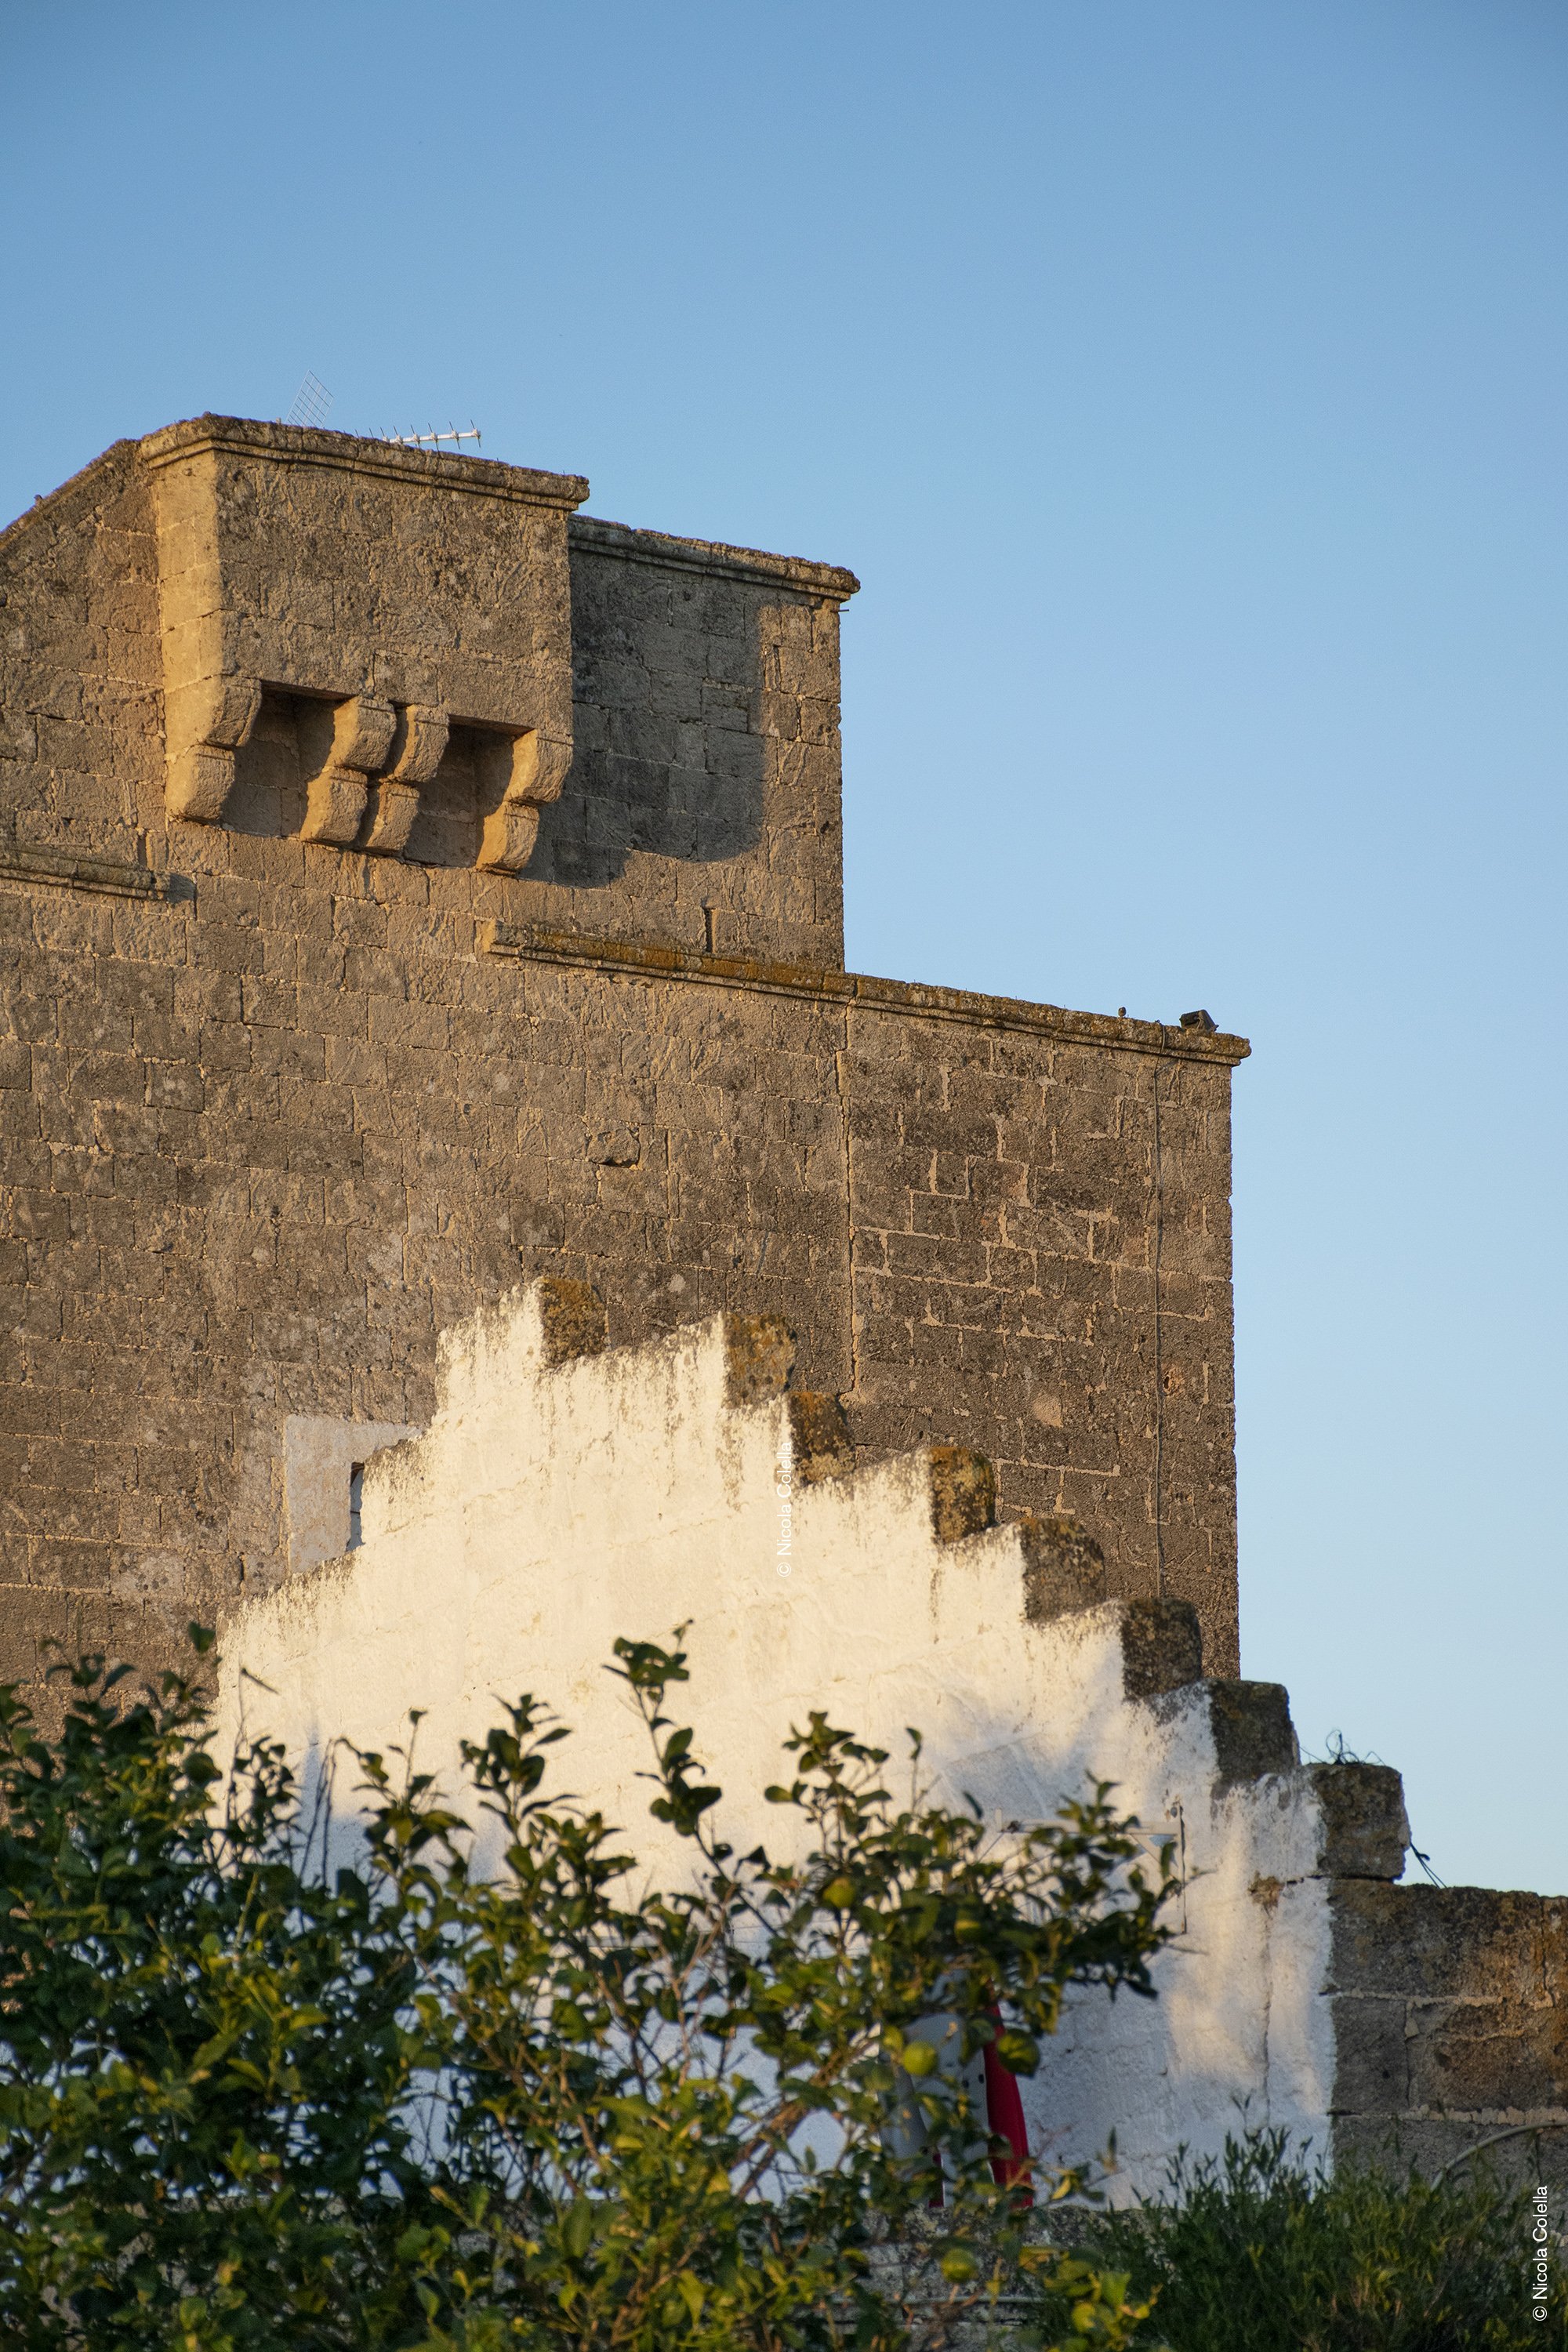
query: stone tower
[{"left": 0, "top": 416, "right": 1246, "bottom": 1686}]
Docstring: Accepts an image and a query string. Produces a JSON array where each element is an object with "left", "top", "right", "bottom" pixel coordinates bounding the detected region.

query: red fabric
[
  {"left": 920, "top": 2007, "right": 1035, "bottom": 2209},
  {"left": 982, "top": 2011, "right": 1033, "bottom": 2203}
]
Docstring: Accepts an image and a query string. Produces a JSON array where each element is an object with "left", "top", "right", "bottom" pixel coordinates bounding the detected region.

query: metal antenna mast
[{"left": 384, "top": 423, "right": 482, "bottom": 452}]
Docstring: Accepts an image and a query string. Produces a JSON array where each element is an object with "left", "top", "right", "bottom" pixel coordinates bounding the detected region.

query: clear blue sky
[{"left": 3, "top": 1, "right": 1564, "bottom": 1892}]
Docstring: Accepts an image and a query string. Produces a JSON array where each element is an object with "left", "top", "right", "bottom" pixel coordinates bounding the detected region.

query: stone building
[
  {"left": 0, "top": 413, "right": 1243, "bottom": 1685},
  {"left": 2, "top": 416, "right": 1563, "bottom": 2186}
]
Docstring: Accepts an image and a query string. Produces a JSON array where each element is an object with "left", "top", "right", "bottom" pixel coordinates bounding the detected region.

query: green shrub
[
  {"left": 1030, "top": 2127, "right": 1566, "bottom": 2351},
  {"left": 0, "top": 1630, "right": 1174, "bottom": 2350}
]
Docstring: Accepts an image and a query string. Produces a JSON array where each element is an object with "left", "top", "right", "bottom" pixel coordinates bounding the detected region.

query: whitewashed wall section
[{"left": 215, "top": 1281, "right": 1409, "bottom": 2199}]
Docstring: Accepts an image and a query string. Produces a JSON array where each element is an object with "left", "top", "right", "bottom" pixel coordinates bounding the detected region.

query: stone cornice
[
  {"left": 137, "top": 416, "right": 590, "bottom": 513},
  {"left": 570, "top": 514, "right": 860, "bottom": 602},
  {"left": 0, "top": 843, "right": 177, "bottom": 900},
  {"left": 480, "top": 921, "right": 1250, "bottom": 1065}
]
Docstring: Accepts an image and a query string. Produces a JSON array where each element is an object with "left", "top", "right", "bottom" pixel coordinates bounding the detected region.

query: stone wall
[
  {"left": 3, "top": 418, "right": 1559, "bottom": 2198},
  {"left": 0, "top": 418, "right": 1245, "bottom": 1692},
  {"left": 1329, "top": 1880, "right": 1568, "bottom": 2183},
  {"left": 558, "top": 517, "right": 849, "bottom": 964},
  {"left": 840, "top": 992, "right": 1238, "bottom": 1631},
  {"left": 212, "top": 1281, "right": 1323, "bottom": 2199},
  {"left": 214, "top": 1283, "right": 1566, "bottom": 2194}
]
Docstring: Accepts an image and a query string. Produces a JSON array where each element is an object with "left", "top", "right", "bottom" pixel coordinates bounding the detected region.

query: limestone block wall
[
  {"left": 1327, "top": 1881, "right": 1568, "bottom": 2180},
  {"left": 840, "top": 995, "right": 1237, "bottom": 1636},
  {"left": 0, "top": 421, "right": 856, "bottom": 953},
  {"left": 0, "top": 438, "right": 161, "bottom": 867},
  {"left": 553, "top": 517, "right": 851, "bottom": 964},
  {"left": 216, "top": 1283, "right": 1565, "bottom": 2192},
  {"left": 0, "top": 417, "right": 1244, "bottom": 1694}
]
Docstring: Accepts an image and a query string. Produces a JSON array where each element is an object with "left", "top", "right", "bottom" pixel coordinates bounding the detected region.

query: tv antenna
[
  {"left": 285, "top": 372, "right": 333, "bottom": 430},
  {"left": 384, "top": 423, "right": 482, "bottom": 452}
]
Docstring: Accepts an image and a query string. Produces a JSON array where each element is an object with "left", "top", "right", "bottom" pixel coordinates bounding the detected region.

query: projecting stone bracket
[
  {"left": 299, "top": 696, "right": 397, "bottom": 846},
  {"left": 476, "top": 728, "right": 573, "bottom": 873},
  {"left": 163, "top": 684, "right": 563, "bottom": 878},
  {"left": 360, "top": 702, "right": 450, "bottom": 855},
  {"left": 165, "top": 674, "right": 263, "bottom": 823}
]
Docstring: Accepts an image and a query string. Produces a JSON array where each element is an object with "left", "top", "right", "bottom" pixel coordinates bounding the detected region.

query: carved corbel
[
  {"left": 165, "top": 674, "right": 263, "bottom": 823},
  {"left": 476, "top": 729, "right": 572, "bottom": 873},
  {"left": 300, "top": 697, "right": 397, "bottom": 846},
  {"left": 361, "top": 703, "right": 449, "bottom": 856}
]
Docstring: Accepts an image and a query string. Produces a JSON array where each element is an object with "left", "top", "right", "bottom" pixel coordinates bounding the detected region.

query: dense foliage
[
  {"left": 1033, "top": 2128, "right": 1566, "bottom": 2352},
  {"left": 0, "top": 1630, "right": 1173, "bottom": 2350}
]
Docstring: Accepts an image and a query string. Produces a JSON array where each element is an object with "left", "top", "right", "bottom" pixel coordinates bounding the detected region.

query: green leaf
[
  {"left": 561, "top": 2198, "right": 596, "bottom": 2258},
  {"left": 995, "top": 2029, "right": 1040, "bottom": 2074},
  {"left": 0, "top": 1621, "right": 1178, "bottom": 2348}
]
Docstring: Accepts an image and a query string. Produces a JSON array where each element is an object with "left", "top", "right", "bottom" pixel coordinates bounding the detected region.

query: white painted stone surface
[
  {"left": 218, "top": 1285, "right": 1354, "bottom": 2198},
  {"left": 282, "top": 1414, "right": 419, "bottom": 1577}
]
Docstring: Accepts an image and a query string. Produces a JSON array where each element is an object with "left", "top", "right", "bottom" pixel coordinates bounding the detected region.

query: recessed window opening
[{"left": 347, "top": 1464, "right": 365, "bottom": 1551}]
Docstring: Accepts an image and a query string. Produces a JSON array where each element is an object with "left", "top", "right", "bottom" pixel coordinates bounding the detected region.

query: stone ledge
[
  {"left": 479, "top": 922, "right": 1252, "bottom": 1066},
  {"left": 570, "top": 513, "right": 859, "bottom": 601},
  {"left": 138, "top": 414, "right": 590, "bottom": 511},
  {"left": 0, "top": 844, "right": 179, "bottom": 901}
]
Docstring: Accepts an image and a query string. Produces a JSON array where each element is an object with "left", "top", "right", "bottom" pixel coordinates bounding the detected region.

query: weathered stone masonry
[
  {"left": 0, "top": 416, "right": 1243, "bottom": 1684},
  {"left": 2, "top": 414, "right": 1563, "bottom": 2190}
]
